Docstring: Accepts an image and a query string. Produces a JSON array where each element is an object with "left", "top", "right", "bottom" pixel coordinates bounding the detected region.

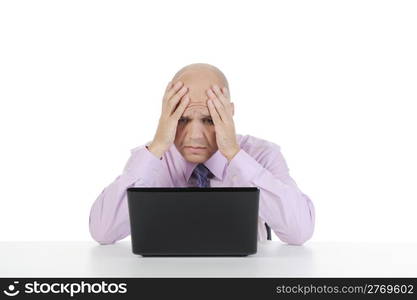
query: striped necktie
[{"left": 190, "top": 163, "right": 212, "bottom": 187}]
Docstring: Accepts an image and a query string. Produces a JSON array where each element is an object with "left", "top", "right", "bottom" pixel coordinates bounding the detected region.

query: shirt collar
[
  {"left": 170, "top": 144, "right": 228, "bottom": 182},
  {"left": 203, "top": 149, "right": 228, "bottom": 181}
]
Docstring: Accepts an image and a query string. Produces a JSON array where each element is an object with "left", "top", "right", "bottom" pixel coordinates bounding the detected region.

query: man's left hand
[{"left": 206, "top": 84, "right": 240, "bottom": 161}]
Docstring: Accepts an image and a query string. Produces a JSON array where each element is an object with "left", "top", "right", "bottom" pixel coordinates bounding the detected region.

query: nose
[{"left": 188, "top": 120, "right": 205, "bottom": 140}]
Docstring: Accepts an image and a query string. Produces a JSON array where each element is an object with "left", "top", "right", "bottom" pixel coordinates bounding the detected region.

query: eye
[
  {"left": 178, "top": 117, "right": 188, "bottom": 124},
  {"left": 203, "top": 118, "right": 214, "bottom": 125}
]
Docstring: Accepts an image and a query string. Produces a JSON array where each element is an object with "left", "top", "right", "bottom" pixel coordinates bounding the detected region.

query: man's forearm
[
  {"left": 224, "top": 148, "right": 315, "bottom": 245},
  {"left": 89, "top": 146, "right": 164, "bottom": 244}
]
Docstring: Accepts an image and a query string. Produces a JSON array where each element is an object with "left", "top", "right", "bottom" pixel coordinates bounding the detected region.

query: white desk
[{"left": 1, "top": 241, "right": 416, "bottom": 277}]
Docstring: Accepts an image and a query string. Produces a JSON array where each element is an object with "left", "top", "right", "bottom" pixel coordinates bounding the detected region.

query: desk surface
[{"left": 1, "top": 241, "right": 416, "bottom": 277}]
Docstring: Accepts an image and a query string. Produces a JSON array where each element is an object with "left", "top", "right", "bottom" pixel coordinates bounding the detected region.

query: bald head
[
  {"left": 172, "top": 63, "right": 228, "bottom": 88},
  {"left": 171, "top": 63, "right": 229, "bottom": 107}
]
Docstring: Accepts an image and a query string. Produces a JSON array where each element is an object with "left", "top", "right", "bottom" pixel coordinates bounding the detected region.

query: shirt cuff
[
  {"left": 123, "top": 145, "right": 164, "bottom": 185},
  {"left": 224, "top": 149, "right": 264, "bottom": 185}
]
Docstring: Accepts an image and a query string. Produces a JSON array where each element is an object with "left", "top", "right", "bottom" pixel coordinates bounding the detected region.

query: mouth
[{"left": 184, "top": 146, "right": 207, "bottom": 153}]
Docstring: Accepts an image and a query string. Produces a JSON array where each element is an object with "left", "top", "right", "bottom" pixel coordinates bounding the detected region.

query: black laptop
[{"left": 126, "top": 187, "right": 259, "bottom": 256}]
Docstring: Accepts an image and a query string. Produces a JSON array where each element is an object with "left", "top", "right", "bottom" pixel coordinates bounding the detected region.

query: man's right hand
[{"left": 147, "top": 80, "right": 189, "bottom": 158}]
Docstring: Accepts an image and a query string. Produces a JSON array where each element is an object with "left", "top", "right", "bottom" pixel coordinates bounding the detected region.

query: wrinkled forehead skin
[{"left": 172, "top": 67, "right": 227, "bottom": 115}]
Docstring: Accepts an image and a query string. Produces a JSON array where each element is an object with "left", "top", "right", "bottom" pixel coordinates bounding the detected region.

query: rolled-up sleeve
[
  {"left": 224, "top": 146, "right": 315, "bottom": 245},
  {"left": 89, "top": 145, "right": 163, "bottom": 245}
]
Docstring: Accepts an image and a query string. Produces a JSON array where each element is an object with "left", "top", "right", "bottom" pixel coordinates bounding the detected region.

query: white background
[{"left": 0, "top": 0, "right": 416, "bottom": 242}]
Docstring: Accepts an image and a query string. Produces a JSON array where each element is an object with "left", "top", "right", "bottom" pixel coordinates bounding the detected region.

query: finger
[
  {"left": 172, "top": 93, "right": 190, "bottom": 119},
  {"left": 165, "top": 81, "right": 173, "bottom": 93},
  {"left": 207, "top": 89, "right": 224, "bottom": 119},
  {"left": 161, "top": 81, "right": 173, "bottom": 107},
  {"left": 207, "top": 99, "right": 222, "bottom": 124},
  {"left": 221, "top": 86, "right": 230, "bottom": 99},
  {"left": 212, "top": 85, "right": 230, "bottom": 104},
  {"left": 210, "top": 85, "right": 231, "bottom": 113},
  {"left": 167, "top": 86, "right": 188, "bottom": 114},
  {"left": 211, "top": 97, "right": 229, "bottom": 122},
  {"left": 206, "top": 88, "right": 232, "bottom": 118},
  {"left": 164, "top": 81, "right": 184, "bottom": 102},
  {"left": 206, "top": 88, "right": 224, "bottom": 107}
]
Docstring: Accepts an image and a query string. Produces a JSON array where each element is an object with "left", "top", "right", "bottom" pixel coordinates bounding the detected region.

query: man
[{"left": 89, "top": 63, "right": 315, "bottom": 245}]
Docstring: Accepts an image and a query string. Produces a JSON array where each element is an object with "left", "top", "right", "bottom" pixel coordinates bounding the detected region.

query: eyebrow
[{"left": 181, "top": 115, "right": 212, "bottom": 119}]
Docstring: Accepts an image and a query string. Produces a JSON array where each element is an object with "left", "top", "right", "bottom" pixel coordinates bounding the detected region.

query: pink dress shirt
[{"left": 89, "top": 134, "right": 315, "bottom": 245}]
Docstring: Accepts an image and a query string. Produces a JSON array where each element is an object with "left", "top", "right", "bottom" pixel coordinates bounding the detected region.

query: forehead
[
  {"left": 182, "top": 104, "right": 210, "bottom": 118},
  {"left": 174, "top": 69, "right": 225, "bottom": 105}
]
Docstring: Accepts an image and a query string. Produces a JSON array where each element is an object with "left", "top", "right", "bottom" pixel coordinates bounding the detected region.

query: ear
[{"left": 231, "top": 102, "right": 235, "bottom": 116}]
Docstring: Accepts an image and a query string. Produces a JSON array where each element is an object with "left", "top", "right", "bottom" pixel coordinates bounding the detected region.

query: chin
[{"left": 183, "top": 153, "right": 209, "bottom": 163}]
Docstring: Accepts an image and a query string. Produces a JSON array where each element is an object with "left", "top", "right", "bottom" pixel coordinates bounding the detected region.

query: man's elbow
[
  {"left": 90, "top": 229, "right": 116, "bottom": 245},
  {"left": 286, "top": 196, "right": 316, "bottom": 245},
  {"left": 89, "top": 217, "right": 116, "bottom": 245},
  {"left": 94, "top": 232, "right": 116, "bottom": 245},
  {"left": 281, "top": 219, "right": 315, "bottom": 246},
  {"left": 97, "top": 239, "right": 116, "bottom": 245},
  {"left": 91, "top": 233, "right": 116, "bottom": 245},
  {"left": 284, "top": 230, "right": 313, "bottom": 246}
]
